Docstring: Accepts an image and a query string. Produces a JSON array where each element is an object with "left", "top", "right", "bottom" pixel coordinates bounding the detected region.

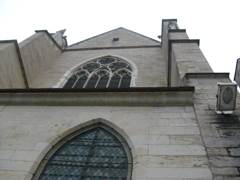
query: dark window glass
[
  {"left": 63, "top": 57, "right": 132, "bottom": 89},
  {"left": 39, "top": 128, "right": 129, "bottom": 180},
  {"left": 120, "top": 75, "right": 131, "bottom": 88},
  {"left": 85, "top": 75, "right": 99, "bottom": 88},
  {"left": 97, "top": 76, "right": 109, "bottom": 88},
  {"left": 109, "top": 75, "right": 121, "bottom": 88},
  {"left": 112, "top": 38, "right": 119, "bottom": 42},
  {"left": 63, "top": 76, "right": 77, "bottom": 88},
  {"left": 74, "top": 76, "right": 88, "bottom": 88}
]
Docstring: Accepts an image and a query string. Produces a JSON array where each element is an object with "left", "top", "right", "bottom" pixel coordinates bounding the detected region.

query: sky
[{"left": 0, "top": 0, "right": 239, "bottom": 81}]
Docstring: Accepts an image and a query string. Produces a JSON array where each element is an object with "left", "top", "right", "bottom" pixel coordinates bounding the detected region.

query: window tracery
[
  {"left": 36, "top": 126, "right": 132, "bottom": 180},
  {"left": 63, "top": 57, "right": 132, "bottom": 88}
]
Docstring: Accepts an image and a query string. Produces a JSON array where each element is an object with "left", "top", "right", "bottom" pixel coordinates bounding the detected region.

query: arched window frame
[
  {"left": 32, "top": 123, "right": 133, "bottom": 180},
  {"left": 53, "top": 55, "right": 138, "bottom": 88}
]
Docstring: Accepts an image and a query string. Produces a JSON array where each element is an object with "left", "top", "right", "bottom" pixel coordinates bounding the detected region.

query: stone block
[
  {"left": 149, "top": 127, "right": 200, "bottom": 135},
  {"left": 34, "top": 142, "right": 52, "bottom": 154},
  {"left": 149, "top": 145, "right": 206, "bottom": 155},
  {"left": 170, "top": 136, "right": 202, "bottom": 145},
  {"left": 228, "top": 148, "right": 240, "bottom": 156},
  {"left": 133, "top": 155, "right": 167, "bottom": 168},
  {"left": 210, "top": 157, "right": 240, "bottom": 167},
  {"left": 206, "top": 148, "right": 228, "bottom": 156},
  {"left": 147, "top": 168, "right": 212, "bottom": 179},
  {"left": 212, "top": 167, "right": 240, "bottom": 175},
  {"left": 0, "top": 171, "right": 31, "bottom": 180},
  {"left": 0, "top": 160, "right": 38, "bottom": 173},
  {"left": 219, "top": 129, "right": 240, "bottom": 137},
  {"left": 181, "top": 113, "right": 196, "bottom": 119},
  {"left": 169, "top": 119, "right": 197, "bottom": 127},
  {"left": 201, "top": 129, "right": 219, "bottom": 138},
  {"left": 160, "top": 113, "right": 182, "bottom": 119},
  {"left": 131, "top": 135, "right": 169, "bottom": 146},
  {"left": 132, "top": 145, "right": 148, "bottom": 157},
  {"left": 10, "top": 150, "right": 44, "bottom": 164},
  {"left": 167, "top": 156, "right": 209, "bottom": 168},
  {"left": 0, "top": 150, "right": 14, "bottom": 160},
  {"left": 0, "top": 140, "right": 37, "bottom": 151},
  {"left": 204, "top": 137, "right": 240, "bottom": 147},
  {"left": 185, "top": 106, "right": 194, "bottom": 113}
]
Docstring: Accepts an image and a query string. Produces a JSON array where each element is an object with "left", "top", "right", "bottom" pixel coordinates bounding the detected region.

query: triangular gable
[{"left": 67, "top": 27, "right": 160, "bottom": 49}]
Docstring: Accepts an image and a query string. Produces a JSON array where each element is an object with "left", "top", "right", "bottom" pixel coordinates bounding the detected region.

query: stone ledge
[
  {"left": 168, "top": 39, "right": 200, "bottom": 50},
  {"left": 169, "top": 29, "right": 186, "bottom": 33},
  {"left": 184, "top": 73, "right": 230, "bottom": 79},
  {"left": 64, "top": 45, "right": 161, "bottom": 51},
  {"left": 0, "top": 88, "right": 194, "bottom": 106}
]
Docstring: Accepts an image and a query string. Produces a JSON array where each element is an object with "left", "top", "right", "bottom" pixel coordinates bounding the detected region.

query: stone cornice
[
  {"left": 169, "top": 29, "right": 186, "bottom": 33},
  {"left": 184, "top": 73, "right": 230, "bottom": 79},
  {"left": 64, "top": 45, "right": 161, "bottom": 51},
  {"left": 168, "top": 39, "right": 200, "bottom": 50},
  {"left": 0, "top": 87, "right": 194, "bottom": 106}
]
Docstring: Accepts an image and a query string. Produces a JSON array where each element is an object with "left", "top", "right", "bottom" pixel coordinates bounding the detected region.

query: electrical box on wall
[{"left": 216, "top": 83, "right": 237, "bottom": 114}]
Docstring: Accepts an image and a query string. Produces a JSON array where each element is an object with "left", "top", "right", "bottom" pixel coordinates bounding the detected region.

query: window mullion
[
  {"left": 80, "top": 128, "right": 100, "bottom": 179},
  {"left": 118, "top": 75, "right": 123, "bottom": 88},
  {"left": 83, "top": 73, "right": 91, "bottom": 88},
  {"left": 72, "top": 76, "right": 79, "bottom": 88},
  {"left": 95, "top": 75, "right": 101, "bottom": 88},
  {"left": 106, "top": 73, "right": 113, "bottom": 88}
]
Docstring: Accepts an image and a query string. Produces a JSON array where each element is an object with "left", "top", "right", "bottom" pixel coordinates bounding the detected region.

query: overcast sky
[{"left": 0, "top": 0, "right": 239, "bottom": 81}]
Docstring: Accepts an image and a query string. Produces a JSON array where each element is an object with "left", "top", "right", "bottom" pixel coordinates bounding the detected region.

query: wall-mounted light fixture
[{"left": 216, "top": 83, "right": 237, "bottom": 114}]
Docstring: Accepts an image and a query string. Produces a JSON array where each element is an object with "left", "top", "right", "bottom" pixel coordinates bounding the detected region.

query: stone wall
[
  {"left": 185, "top": 74, "right": 240, "bottom": 179},
  {"left": 19, "top": 32, "right": 62, "bottom": 84},
  {"left": 0, "top": 105, "right": 212, "bottom": 180},
  {"left": 172, "top": 43, "right": 213, "bottom": 80},
  {"left": 0, "top": 42, "right": 26, "bottom": 88},
  {"left": 30, "top": 47, "right": 165, "bottom": 88}
]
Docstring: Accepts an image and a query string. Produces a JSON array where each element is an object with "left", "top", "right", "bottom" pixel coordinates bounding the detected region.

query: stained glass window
[
  {"left": 63, "top": 57, "right": 132, "bottom": 88},
  {"left": 38, "top": 127, "right": 131, "bottom": 180}
]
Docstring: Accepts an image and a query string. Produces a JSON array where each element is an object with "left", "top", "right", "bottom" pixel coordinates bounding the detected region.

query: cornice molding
[
  {"left": 0, "top": 87, "right": 194, "bottom": 106},
  {"left": 168, "top": 39, "right": 200, "bottom": 50},
  {"left": 169, "top": 29, "right": 186, "bottom": 33},
  {"left": 64, "top": 45, "right": 161, "bottom": 51}
]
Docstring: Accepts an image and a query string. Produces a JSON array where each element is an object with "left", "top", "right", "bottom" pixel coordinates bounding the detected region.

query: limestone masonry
[{"left": 0, "top": 19, "right": 239, "bottom": 180}]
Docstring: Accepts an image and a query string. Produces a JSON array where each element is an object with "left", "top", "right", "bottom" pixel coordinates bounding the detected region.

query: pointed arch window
[
  {"left": 34, "top": 125, "right": 132, "bottom": 180},
  {"left": 63, "top": 57, "right": 132, "bottom": 88}
]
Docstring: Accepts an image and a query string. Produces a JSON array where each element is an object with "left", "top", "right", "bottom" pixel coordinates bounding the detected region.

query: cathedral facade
[{"left": 0, "top": 19, "right": 239, "bottom": 180}]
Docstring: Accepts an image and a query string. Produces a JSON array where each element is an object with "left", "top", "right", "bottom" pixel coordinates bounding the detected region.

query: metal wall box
[{"left": 216, "top": 83, "right": 237, "bottom": 114}]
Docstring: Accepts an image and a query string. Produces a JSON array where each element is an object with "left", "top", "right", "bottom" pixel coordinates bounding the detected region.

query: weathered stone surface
[
  {"left": 0, "top": 150, "right": 14, "bottom": 160},
  {"left": 149, "top": 127, "right": 200, "bottom": 135},
  {"left": 169, "top": 119, "right": 197, "bottom": 127},
  {"left": 210, "top": 157, "right": 240, "bottom": 167},
  {"left": 0, "top": 160, "right": 38, "bottom": 173},
  {"left": 206, "top": 148, "right": 228, "bottom": 156},
  {"left": 219, "top": 129, "right": 240, "bottom": 137},
  {"left": 228, "top": 148, "right": 240, "bottom": 156},
  {"left": 149, "top": 145, "right": 206, "bottom": 155},
  {"left": 147, "top": 167, "right": 212, "bottom": 179},
  {"left": 0, "top": 171, "right": 32, "bottom": 180},
  {"left": 212, "top": 167, "right": 240, "bottom": 175},
  {"left": 204, "top": 137, "right": 240, "bottom": 147},
  {"left": 133, "top": 155, "right": 208, "bottom": 168},
  {"left": 170, "top": 136, "right": 202, "bottom": 145}
]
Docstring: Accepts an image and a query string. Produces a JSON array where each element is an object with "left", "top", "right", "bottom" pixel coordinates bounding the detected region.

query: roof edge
[{"left": 68, "top": 27, "right": 161, "bottom": 48}]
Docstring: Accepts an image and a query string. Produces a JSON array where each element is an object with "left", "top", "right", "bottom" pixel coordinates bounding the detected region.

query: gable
[{"left": 66, "top": 27, "right": 160, "bottom": 49}]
